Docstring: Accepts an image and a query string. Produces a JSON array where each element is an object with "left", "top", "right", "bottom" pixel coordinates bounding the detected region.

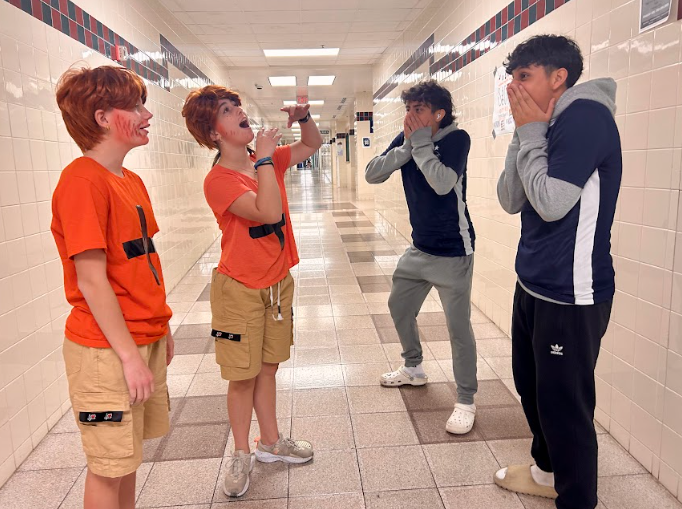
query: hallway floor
[{"left": 1, "top": 168, "right": 680, "bottom": 509}]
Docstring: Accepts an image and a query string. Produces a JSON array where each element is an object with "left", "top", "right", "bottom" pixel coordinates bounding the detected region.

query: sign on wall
[
  {"left": 639, "top": 0, "right": 672, "bottom": 32},
  {"left": 362, "top": 138, "right": 371, "bottom": 147},
  {"left": 492, "top": 66, "right": 515, "bottom": 138}
]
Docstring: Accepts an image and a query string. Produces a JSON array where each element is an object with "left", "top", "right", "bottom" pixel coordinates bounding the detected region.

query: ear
[
  {"left": 435, "top": 109, "right": 445, "bottom": 121},
  {"left": 552, "top": 68, "right": 569, "bottom": 91},
  {"left": 94, "top": 109, "right": 109, "bottom": 130},
  {"left": 209, "top": 129, "right": 221, "bottom": 143}
]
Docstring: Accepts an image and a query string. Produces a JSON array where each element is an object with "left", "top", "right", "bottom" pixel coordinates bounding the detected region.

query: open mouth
[
  {"left": 239, "top": 119, "right": 250, "bottom": 128},
  {"left": 139, "top": 124, "right": 150, "bottom": 134}
]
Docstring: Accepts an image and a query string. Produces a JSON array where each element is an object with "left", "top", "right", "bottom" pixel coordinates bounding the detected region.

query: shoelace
[{"left": 228, "top": 455, "right": 246, "bottom": 477}]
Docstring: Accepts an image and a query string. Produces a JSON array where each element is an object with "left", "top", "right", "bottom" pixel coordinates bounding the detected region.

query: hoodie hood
[
  {"left": 551, "top": 78, "right": 617, "bottom": 123},
  {"left": 433, "top": 121, "right": 459, "bottom": 142}
]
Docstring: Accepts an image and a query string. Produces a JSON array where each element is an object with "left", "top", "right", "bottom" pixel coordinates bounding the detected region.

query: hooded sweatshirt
[
  {"left": 366, "top": 123, "right": 475, "bottom": 257},
  {"left": 497, "top": 78, "right": 622, "bottom": 305}
]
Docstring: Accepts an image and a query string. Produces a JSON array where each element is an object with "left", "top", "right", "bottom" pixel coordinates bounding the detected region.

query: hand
[
  {"left": 255, "top": 128, "right": 282, "bottom": 159},
  {"left": 121, "top": 353, "right": 155, "bottom": 406},
  {"left": 280, "top": 104, "right": 311, "bottom": 128},
  {"left": 507, "top": 83, "right": 555, "bottom": 127},
  {"left": 166, "top": 330, "right": 174, "bottom": 366},
  {"left": 403, "top": 112, "right": 428, "bottom": 139}
]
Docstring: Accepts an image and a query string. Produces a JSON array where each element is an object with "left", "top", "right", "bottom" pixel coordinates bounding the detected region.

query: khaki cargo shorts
[
  {"left": 63, "top": 336, "right": 170, "bottom": 478},
  {"left": 210, "top": 269, "right": 294, "bottom": 381}
]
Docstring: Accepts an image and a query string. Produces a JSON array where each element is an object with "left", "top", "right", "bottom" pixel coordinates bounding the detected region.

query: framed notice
[{"left": 639, "top": 0, "right": 672, "bottom": 32}]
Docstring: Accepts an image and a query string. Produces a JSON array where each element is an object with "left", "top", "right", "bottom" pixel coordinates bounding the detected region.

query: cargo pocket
[
  {"left": 213, "top": 324, "right": 250, "bottom": 368},
  {"left": 72, "top": 392, "right": 133, "bottom": 459}
]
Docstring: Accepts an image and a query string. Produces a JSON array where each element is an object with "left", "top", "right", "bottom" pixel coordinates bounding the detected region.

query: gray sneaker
[
  {"left": 255, "top": 433, "right": 314, "bottom": 464},
  {"left": 223, "top": 450, "right": 254, "bottom": 497}
]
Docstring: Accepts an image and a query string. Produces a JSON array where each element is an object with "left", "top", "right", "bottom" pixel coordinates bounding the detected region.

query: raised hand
[
  {"left": 280, "top": 104, "right": 311, "bottom": 128},
  {"left": 507, "top": 83, "right": 555, "bottom": 128},
  {"left": 255, "top": 127, "right": 282, "bottom": 159},
  {"left": 403, "top": 112, "right": 428, "bottom": 139}
]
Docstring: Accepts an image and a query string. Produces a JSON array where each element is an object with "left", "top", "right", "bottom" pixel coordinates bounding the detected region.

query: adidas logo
[{"left": 550, "top": 344, "right": 564, "bottom": 356}]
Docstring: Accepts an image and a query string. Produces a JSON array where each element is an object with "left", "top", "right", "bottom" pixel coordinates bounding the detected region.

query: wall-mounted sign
[
  {"left": 320, "top": 129, "right": 330, "bottom": 135},
  {"left": 639, "top": 0, "right": 672, "bottom": 32},
  {"left": 362, "top": 137, "right": 371, "bottom": 147},
  {"left": 492, "top": 66, "right": 515, "bottom": 138}
]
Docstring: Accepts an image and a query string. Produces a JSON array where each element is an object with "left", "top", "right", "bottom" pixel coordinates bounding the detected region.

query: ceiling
[{"left": 159, "top": 0, "right": 433, "bottom": 134}]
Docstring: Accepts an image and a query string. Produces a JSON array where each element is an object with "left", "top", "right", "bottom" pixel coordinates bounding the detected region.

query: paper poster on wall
[
  {"left": 362, "top": 138, "right": 371, "bottom": 147},
  {"left": 492, "top": 66, "right": 515, "bottom": 138},
  {"left": 639, "top": 0, "right": 672, "bottom": 32}
]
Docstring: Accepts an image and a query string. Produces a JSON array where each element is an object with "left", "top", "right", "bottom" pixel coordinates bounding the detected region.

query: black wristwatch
[{"left": 298, "top": 112, "right": 311, "bottom": 123}]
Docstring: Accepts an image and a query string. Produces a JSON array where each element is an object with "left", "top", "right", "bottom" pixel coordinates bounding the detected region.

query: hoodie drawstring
[{"left": 269, "top": 282, "right": 283, "bottom": 321}]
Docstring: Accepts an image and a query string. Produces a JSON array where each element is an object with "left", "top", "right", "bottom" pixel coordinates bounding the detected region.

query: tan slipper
[{"left": 494, "top": 465, "right": 558, "bottom": 499}]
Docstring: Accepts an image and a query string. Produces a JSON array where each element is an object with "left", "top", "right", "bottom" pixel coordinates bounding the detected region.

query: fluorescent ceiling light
[
  {"left": 264, "top": 48, "right": 339, "bottom": 57},
  {"left": 283, "top": 100, "right": 324, "bottom": 105},
  {"left": 311, "top": 114, "right": 320, "bottom": 119},
  {"left": 308, "top": 75, "right": 335, "bottom": 86},
  {"left": 268, "top": 76, "right": 296, "bottom": 87}
]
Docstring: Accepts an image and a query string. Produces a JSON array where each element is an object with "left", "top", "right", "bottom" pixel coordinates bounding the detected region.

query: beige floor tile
[
  {"left": 291, "top": 414, "right": 355, "bottom": 450},
  {"left": 423, "top": 442, "right": 501, "bottom": 487},
  {"left": 187, "top": 371, "right": 227, "bottom": 397},
  {"left": 288, "top": 493, "right": 365, "bottom": 509},
  {"left": 439, "top": 485, "right": 524, "bottom": 509},
  {"left": 0, "top": 467, "right": 82, "bottom": 509},
  {"left": 473, "top": 323, "right": 507, "bottom": 339},
  {"left": 358, "top": 446, "right": 434, "bottom": 492},
  {"left": 337, "top": 328, "right": 381, "bottom": 346},
  {"left": 212, "top": 499, "right": 287, "bottom": 508},
  {"left": 295, "top": 346, "right": 341, "bottom": 366},
  {"left": 19, "top": 433, "right": 85, "bottom": 471},
  {"left": 365, "top": 489, "right": 444, "bottom": 509},
  {"left": 335, "top": 315, "right": 375, "bottom": 330},
  {"left": 347, "top": 386, "right": 407, "bottom": 414},
  {"left": 60, "top": 463, "right": 153, "bottom": 508},
  {"left": 167, "top": 354, "right": 204, "bottom": 375},
  {"left": 292, "top": 388, "right": 349, "bottom": 417},
  {"left": 340, "top": 345, "right": 388, "bottom": 364},
  {"left": 599, "top": 474, "right": 681, "bottom": 508},
  {"left": 486, "top": 357, "right": 514, "bottom": 379},
  {"left": 342, "top": 362, "right": 392, "bottom": 386},
  {"left": 294, "top": 330, "right": 338, "bottom": 348},
  {"left": 598, "top": 433, "right": 648, "bottom": 476},
  {"left": 293, "top": 365, "right": 345, "bottom": 389},
  {"left": 352, "top": 412, "right": 419, "bottom": 448},
  {"left": 487, "top": 439, "right": 533, "bottom": 468},
  {"left": 288, "top": 449, "right": 362, "bottom": 497},
  {"left": 136, "top": 458, "right": 221, "bottom": 507}
]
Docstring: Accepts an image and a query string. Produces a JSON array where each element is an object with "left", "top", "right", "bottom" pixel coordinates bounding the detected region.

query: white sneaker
[
  {"left": 445, "top": 403, "right": 476, "bottom": 434},
  {"left": 380, "top": 365, "right": 428, "bottom": 387}
]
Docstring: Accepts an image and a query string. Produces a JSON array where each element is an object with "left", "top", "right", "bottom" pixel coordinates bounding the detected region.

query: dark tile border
[
  {"left": 4, "top": 0, "right": 212, "bottom": 91},
  {"left": 373, "top": 0, "right": 573, "bottom": 102}
]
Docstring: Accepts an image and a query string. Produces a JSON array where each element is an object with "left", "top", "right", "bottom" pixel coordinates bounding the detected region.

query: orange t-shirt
[
  {"left": 204, "top": 145, "right": 299, "bottom": 289},
  {"left": 51, "top": 157, "right": 172, "bottom": 348}
]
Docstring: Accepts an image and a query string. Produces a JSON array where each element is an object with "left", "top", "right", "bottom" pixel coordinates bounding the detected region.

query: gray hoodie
[
  {"left": 497, "top": 78, "right": 617, "bottom": 221},
  {"left": 366, "top": 123, "right": 462, "bottom": 195}
]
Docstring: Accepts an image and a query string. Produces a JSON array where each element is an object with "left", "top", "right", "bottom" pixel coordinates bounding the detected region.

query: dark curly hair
[
  {"left": 504, "top": 35, "right": 583, "bottom": 88},
  {"left": 400, "top": 80, "right": 455, "bottom": 128}
]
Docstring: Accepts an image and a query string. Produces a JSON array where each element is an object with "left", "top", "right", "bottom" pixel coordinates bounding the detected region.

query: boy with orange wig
[{"left": 52, "top": 66, "right": 173, "bottom": 509}]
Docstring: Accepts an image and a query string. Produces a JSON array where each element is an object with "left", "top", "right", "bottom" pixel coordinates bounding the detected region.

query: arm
[
  {"left": 228, "top": 128, "right": 283, "bottom": 224},
  {"left": 74, "top": 249, "right": 155, "bottom": 405},
  {"left": 496, "top": 131, "right": 528, "bottom": 214},
  {"left": 365, "top": 133, "right": 412, "bottom": 184},
  {"left": 515, "top": 103, "right": 607, "bottom": 222},
  {"left": 281, "top": 105, "right": 323, "bottom": 168},
  {"left": 409, "top": 127, "right": 469, "bottom": 196}
]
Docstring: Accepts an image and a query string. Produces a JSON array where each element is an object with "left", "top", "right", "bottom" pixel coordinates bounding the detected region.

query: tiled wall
[
  {"left": 0, "top": 0, "right": 262, "bottom": 487},
  {"left": 370, "top": 0, "right": 682, "bottom": 500}
]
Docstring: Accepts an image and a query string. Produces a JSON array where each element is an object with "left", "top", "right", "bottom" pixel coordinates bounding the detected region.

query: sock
[
  {"left": 530, "top": 465, "right": 554, "bottom": 487},
  {"left": 403, "top": 364, "right": 426, "bottom": 377}
]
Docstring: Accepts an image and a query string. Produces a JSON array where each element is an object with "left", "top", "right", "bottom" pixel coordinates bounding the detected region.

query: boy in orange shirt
[
  {"left": 51, "top": 66, "right": 173, "bottom": 509},
  {"left": 182, "top": 86, "right": 323, "bottom": 497}
]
